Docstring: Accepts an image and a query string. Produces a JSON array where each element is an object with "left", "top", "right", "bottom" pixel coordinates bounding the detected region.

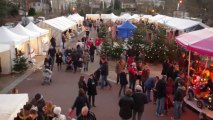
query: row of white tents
[
  {"left": 86, "top": 13, "right": 208, "bottom": 32},
  {"left": 0, "top": 22, "right": 49, "bottom": 74},
  {"left": 0, "top": 13, "right": 84, "bottom": 74}
]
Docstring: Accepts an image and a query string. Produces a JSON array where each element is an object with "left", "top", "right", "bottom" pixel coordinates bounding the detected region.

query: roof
[
  {"left": 0, "top": 26, "right": 29, "bottom": 46},
  {"left": 25, "top": 22, "right": 49, "bottom": 35},
  {"left": 10, "top": 24, "right": 40, "bottom": 39},
  {"left": 122, "top": 0, "right": 136, "bottom": 4}
]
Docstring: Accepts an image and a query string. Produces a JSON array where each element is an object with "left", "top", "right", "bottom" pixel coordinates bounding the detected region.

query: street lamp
[{"left": 177, "top": 0, "right": 182, "bottom": 11}]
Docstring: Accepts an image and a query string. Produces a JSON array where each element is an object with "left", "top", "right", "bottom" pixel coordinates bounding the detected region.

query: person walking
[
  {"left": 78, "top": 76, "right": 87, "bottom": 94},
  {"left": 71, "top": 89, "right": 90, "bottom": 116},
  {"left": 119, "top": 89, "right": 134, "bottom": 120},
  {"left": 71, "top": 50, "right": 80, "bottom": 73},
  {"left": 119, "top": 69, "right": 128, "bottom": 96},
  {"left": 100, "top": 57, "right": 111, "bottom": 89},
  {"left": 132, "top": 85, "right": 148, "bottom": 120},
  {"left": 56, "top": 49, "right": 63, "bottom": 71},
  {"left": 116, "top": 58, "right": 126, "bottom": 84},
  {"left": 144, "top": 76, "right": 159, "bottom": 102},
  {"left": 128, "top": 63, "right": 137, "bottom": 91},
  {"left": 89, "top": 43, "right": 96, "bottom": 62},
  {"left": 87, "top": 74, "right": 97, "bottom": 107},
  {"left": 44, "top": 55, "right": 52, "bottom": 70},
  {"left": 48, "top": 46, "right": 56, "bottom": 70},
  {"left": 82, "top": 49, "right": 90, "bottom": 71},
  {"left": 171, "top": 80, "right": 186, "bottom": 120},
  {"left": 155, "top": 76, "right": 167, "bottom": 116}
]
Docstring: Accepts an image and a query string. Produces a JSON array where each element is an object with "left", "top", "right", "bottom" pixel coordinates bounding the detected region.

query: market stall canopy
[
  {"left": 25, "top": 22, "right": 49, "bottom": 35},
  {"left": 10, "top": 23, "right": 40, "bottom": 39},
  {"left": 176, "top": 28, "right": 213, "bottom": 56},
  {"left": 86, "top": 14, "right": 100, "bottom": 20},
  {"left": 0, "top": 94, "right": 29, "bottom": 120},
  {"left": 165, "top": 17, "right": 208, "bottom": 32},
  {"left": 117, "top": 21, "right": 137, "bottom": 39},
  {"left": 0, "top": 44, "right": 10, "bottom": 52},
  {"left": 101, "top": 14, "right": 111, "bottom": 19},
  {"left": 131, "top": 14, "right": 141, "bottom": 21},
  {"left": 67, "top": 13, "right": 84, "bottom": 24},
  {"left": 148, "top": 14, "right": 166, "bottom": 23},
  {"left": 43, "top": 16, "right": 76, "bottom": 32},
  {"left": 119, "top": 13, "right": 133, "bottom": 21},
  {"left": 0, "top": 26, "right": 29, "bottom": 46},
  {"left": 156, "top": 16, "right": 173, "bottom": 24},
  {"left": 141, "top": 15, "right": 153, "bottom": 19}
]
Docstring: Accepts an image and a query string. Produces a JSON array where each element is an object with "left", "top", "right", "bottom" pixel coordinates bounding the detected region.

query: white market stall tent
[
  {"left": 37, "top": 16, "right": 77, "bottom": 46},
  {"left": 130, "top": 14, "right": 141, "bottom": 22},
  {"left": 10, "top": 24, "right": 40, "bottom": 58},
  {"left": 25, "top": 22, "right": 49, "bottom": 54},
  {"left": 100, "top": 13, "right": 120, "bottom": 22},
  {"left": 119, "top": 13, "right": 133, "bottom": 21},
  {"left": 0, "top": 44, "right": 10, "bottom": 74},
  {"left": 0, "top": 26, "right": 29, "bottom": 74},
  {"left": 0, "top": 94, "right": 29, "bottom": 120},
  {"left": 86, "top": 14, "right": 100, "bottom": 20},
  {"left": 163, "top": 17, "right": 209, "bottom": 32},
  {"left": 141, "top": 15, "right": 153, "bottom": 20},
  {"left": 148, "top": 14, "right": 167, "bottom": 23},
  {"left": 67, "top": 13, "right": 84, "bottom": 25}
]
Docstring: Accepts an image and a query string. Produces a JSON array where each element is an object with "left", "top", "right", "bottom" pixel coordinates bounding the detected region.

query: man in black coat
[
  {"left": 48, "top": 46, "right": 56, "bottom": 70},
  {"left": 119, "top": 89, "right": 134, "bottom": 120},
  {"left": 77, "top": 106, "right": 96, "bottom": 120},
  {"left": 132, "top": 85, "right": 148, "bottom": 120},
  {"left": 89, "top": 43, "right": 96, "bottom": 62},
  {"left": 100, "top": 57, "right": 111, "bottom": 89},
  {"left": 155, "top": 76, "right": 167, "bottom": 116},
  {"left": 30, "top": 93, "right": 45, "bottom": 120}
]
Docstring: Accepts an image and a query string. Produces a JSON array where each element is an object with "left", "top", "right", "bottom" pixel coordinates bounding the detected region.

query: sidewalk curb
[{"left": 0, "top": 61, "right": 43, "bottom": 94}]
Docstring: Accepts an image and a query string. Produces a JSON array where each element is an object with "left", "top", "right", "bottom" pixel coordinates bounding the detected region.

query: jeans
[
  {"left": 146, "top": 89, "right": 151, "bottom": 102},
  {"left": 100, "top": 75, "right": 111, "bottom": 89},
  {"left": 156, "top": 97, "right": 165, "bottom": 115},
  {"left": 174, "top": 101, "right": 182, "bottom": 120},
  {"left": 132, "top": 110, "right": 143, "bottom": 120},
  {"left": 119, "top": 85, "right": 126, "bottom": 96},
  {"left": 84, "top": 61, "right": 89, "bottom": 71},
  {"left": 90, "top": 54, "right": 94, "bottom": 62}
]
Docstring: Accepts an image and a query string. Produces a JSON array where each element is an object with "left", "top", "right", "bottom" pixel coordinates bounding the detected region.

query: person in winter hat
[{"left": 52, "top": 106, "right": 66, "bottom": 120}]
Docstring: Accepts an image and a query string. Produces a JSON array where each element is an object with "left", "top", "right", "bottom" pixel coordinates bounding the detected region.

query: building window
[{"left": 37, "top": 3, "right": 40, "bottom": 6}]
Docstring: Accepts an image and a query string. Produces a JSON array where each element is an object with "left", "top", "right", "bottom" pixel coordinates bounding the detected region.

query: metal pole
[{"left": 187, "top": 51, "right": 191, "bottom": 77}]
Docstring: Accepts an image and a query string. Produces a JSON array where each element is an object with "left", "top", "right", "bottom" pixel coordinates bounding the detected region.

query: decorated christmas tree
[
  {"left": 98, "top": 24, "right": 108, "bottom": 38},
  {"left": 144, "top": 28, "right": 168, "bottom": 63}
]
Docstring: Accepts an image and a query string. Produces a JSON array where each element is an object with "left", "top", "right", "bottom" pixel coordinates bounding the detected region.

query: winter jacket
[
  {"left": 144, "top": 77, "right": 155, "bottom": 90},
  {"left": 89, "top": 45, "right": 96, "bottom": 55},
  {"left": 78, "top": 81, "right": 87, "bottom": 92},
  {"left": 56, "top": 52, "right": 63, "bottom": 63},
  {"left": 77, "top": 111, "right": 96, "bottom": 120},
  {"left": 119, "top": 72, "right": 128, "bottom": 85},
  {"left": 161, "top": 62, "right": 169, "bottom": 75},
  {"left": 115, "top": 61, "right": 126, "bottom": 74},
  {"left": 52, "top": 114, "right": 66, "bottom": 120},
  {"left": 155, "top": 79, "right": 166, "bottom": 99},
  {"left": 48, "top": 48, "right": 56, "bottom": 57},
  {"left": 173, "top": 86, "right": 186, "bottom": 102},
  {"left": 87, "top": 78, "right": 97, "bottom": 96},
  {"left": 119, "top": 96, "right": 134, "bottom": 119},
  {"left": 132, "top": 92, "right": 148, "bottom": 112},
  {"left": 82, "top": 52, "right": 90, "bottom": 63},
  {"left": 100, "top": 62, "right": 108, "bottom": 76},
  {"left": 72, "top": 96, "right": 90, "bottom": 116}
]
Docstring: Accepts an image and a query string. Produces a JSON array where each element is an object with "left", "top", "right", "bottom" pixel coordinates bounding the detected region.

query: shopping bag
[{"left": 68, "top": 109, "right": 74, "bottom": 119}]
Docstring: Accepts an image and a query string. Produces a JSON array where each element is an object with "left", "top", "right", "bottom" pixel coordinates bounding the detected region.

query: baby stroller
[{"left": 42, "top": 68, "right": 52, "bottom": 85}]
